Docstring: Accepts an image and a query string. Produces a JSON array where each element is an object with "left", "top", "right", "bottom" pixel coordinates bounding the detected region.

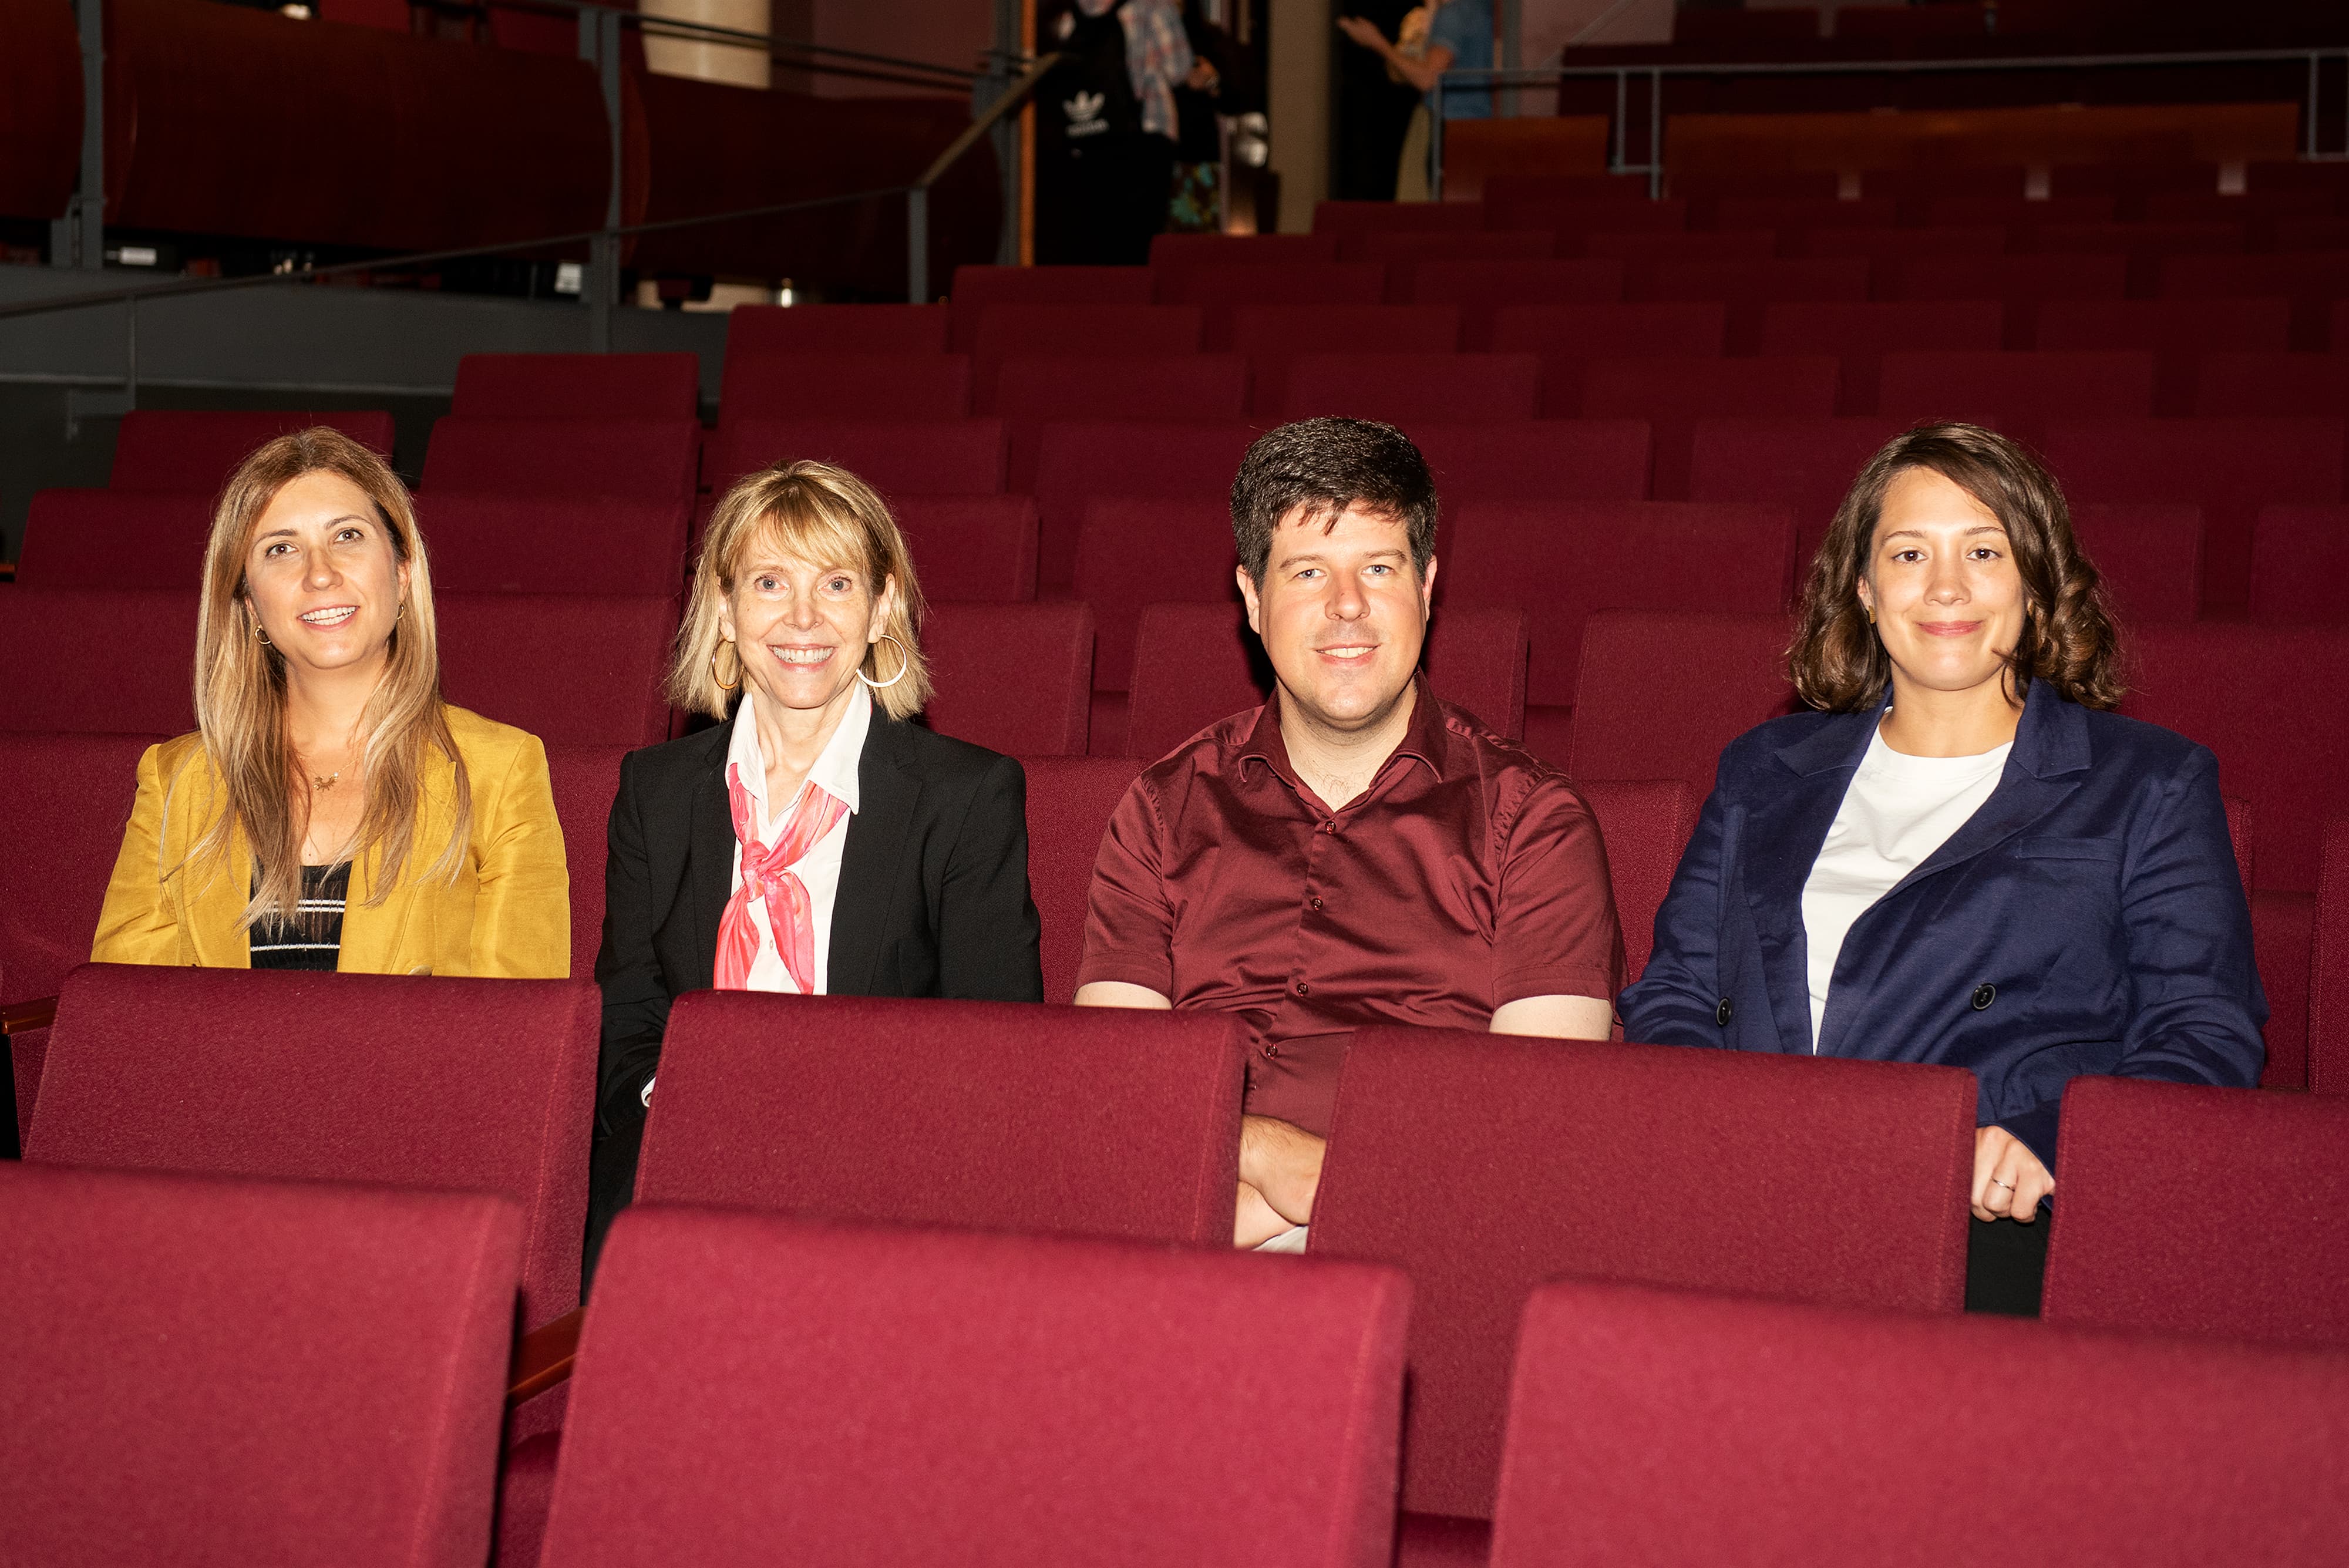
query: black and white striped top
[{"left": 249, "top": 863, "right": 351, "bottom": 972}]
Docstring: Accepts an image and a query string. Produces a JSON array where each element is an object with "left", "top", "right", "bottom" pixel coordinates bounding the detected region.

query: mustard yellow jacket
[{"left": 93, "top": 705, "right": 570, "bottom": 978}]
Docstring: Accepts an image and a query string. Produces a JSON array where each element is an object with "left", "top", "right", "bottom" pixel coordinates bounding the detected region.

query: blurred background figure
[
  {"left": 1044, "top": 0, "right": 1195, "bottom": 264},
  {"left": 1338, "top": 0, "right": 1493, "bottom": 201}
]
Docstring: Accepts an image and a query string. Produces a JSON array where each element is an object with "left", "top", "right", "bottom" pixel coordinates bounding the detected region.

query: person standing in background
[
  {"left": 1048, "top": 0, "right": 1194, "bottom": 264},
  {"left": 1338, "top": 0, "right": 1493, "bottom": 201}
]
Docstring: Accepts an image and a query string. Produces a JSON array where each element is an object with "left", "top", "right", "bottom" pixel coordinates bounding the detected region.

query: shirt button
[
  {"left": 1263, "top": 1043, "right": 1281, "bottom": 1059},
  {"left": 1308, "top": 896, "right": 1324, "bottom": 911},
  {"left": 1294, "top": 981, "right": 1310, "bottom": 997},
  {"left": 1973, "top": 983, "right": 1997, "bottom": 1011},
  {"left": 1715, "top": 998, "right": 1734, "bottom": 1027}
]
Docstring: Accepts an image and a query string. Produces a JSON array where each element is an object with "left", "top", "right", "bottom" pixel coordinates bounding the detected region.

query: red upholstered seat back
[
  {"left": 1161, "top": 261, "right": 1390, "bottom": 321},
  {"left": 0, "top": 588, "right": 201, "bottom": 736},
  {"left": 1488, "top": 301, "right": 1727, "bottom": 416},
  {"left": 893, "top": 494, "right": 1040, "bottom": 603},
  {"left": 991, "top": 354, "right": 1249, "bottom": 489},
  {"left": 1757, "top": 300, "right": 2005, "bottom": 413},
  {"left": 702, "top": 416, "right": 1007, "bottom": 498},
  {"left": 15, "top": 487, "right": 213, "bottom": 588},
  {"left": 2071, "top": 501, "right": 2205, "bottom": 623},
  {"left": 1401, "top": 259, "right": 1623, "bottom": 348},
  {"left": 544, "top": 745, "right": 627, "bottom": 984},
  {"left": 1352, "top": 231, "right": 1559, "bottom": 267},
  {"left": 1568, "top": 610, "right": 1802, "bottom": 796},
  {"left": 922, "top": 600, "right": 1095, "bottom": 756},
  {"left": 1313, "top": 1029, "right": 1975, "bottom": 1519},
  {"left": 1876, "top": 350, "right": 2158, "bottom": 447},
  {"left": 1123, "top": 602, "right": 1527, "bottom": 761},
  {"left": 2196, "top": 354, "right": 2349, "bottom": 419},
  {"left": 417, "top": 493, "right": 690, "bottom": 597},
  {"left": 2119, "top": 624, "right": 2349, "bottom": 892},
  {"left": 452, "top": 352, "right": 700, "bottom": 420},
  {"left": 421, "top": 416, "right": 701, "bottom": 503},
  {"left": 971, "top": 305, "right": 1204, "bottom": 404},
  {"left": 2034, "top": 298, "right": 2293, "bottom": 413},
  {"left": 1488, "top": 1277, "right": 2349, "bottom": 1568},
  {"left": 2317, "top": 813, "right": 2349, "bottom": 1096},
  {"left": 1280, "top": 352, "right": 1542, "bottom": 425},
  {"left": 1442, "top": 501, "right": 1798, "bottom": 709},
  {"left": 726, "top": 302, "right": 948, "bottom": 357},
  {"left": 1231, "top": 304, "right": 1461, "bottom": 413},
  {"left": 1075, "top": 496, "right": 1240, "bottom": 692},
  {"left": 110, "top": 408, "right": 396, "bottom": 490},
  {"left": 1032, "top": 420, "right": 1264, "bottom": 592},
  {"left": 540, "top": 1213, "right": 1408, "bottom": 1568},
  {"left": 719, "top": 352, "right": 972, "bottom": 422},
  {"left": 1583, "top": 357, "right": 1842, "bottom": 497},
  {"left": 1684, "top": 416, "right": 1907, "bottom": 564},
  {"left": 0, "top": 1163, "right": 521, "bottom": 1568},
  {"left": 435, "top": 593, "right": 677, "bottom": 746},
  {"left": 26, "top": 964, "right": 595, "bottom": 1331},
  {"left": 1150, "top": 230, "right": 1342, "bottom": 271},
  {"left": 1020, "top": 756, "right": 1143, "bottom": 1004},
  {"left": 1317, "top": 197, "right": 1492, "bottom": 235},
  {"left": 1412, "top": 420, "right": 1654, "bottom": 504},
  {"left": 1577, "top": 778, "right": 1700, "bottom": 983},
  {"left": 2250, "top": 504, "right": 2349, "bottom": 624},
  {"left": 2042, "top": 1076, "right": 2349, "bottom": 1347},
  {"left": 637, "top": 993, "right": 1248, "bottom": 1245},
  {"left": 949, "top": 264, "right": 1154, "bottom": 348}
]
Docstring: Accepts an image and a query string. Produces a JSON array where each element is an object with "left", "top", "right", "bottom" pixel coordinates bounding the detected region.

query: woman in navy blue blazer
[{"left": 1620, "top": 423, "right": 2265, "bottom": 1312}]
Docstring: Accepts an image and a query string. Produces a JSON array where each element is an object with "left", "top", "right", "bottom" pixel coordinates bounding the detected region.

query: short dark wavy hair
[
  {"left": 1230, "top": 418, "right": 1439, "bottom": 587},
  {"left": 1790, "top": 422, "right": 2125, "bottom": 712}
]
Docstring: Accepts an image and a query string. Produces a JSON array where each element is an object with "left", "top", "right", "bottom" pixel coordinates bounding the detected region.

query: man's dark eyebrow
[{"left": 1272, "top": 546, "right": 1409, "bottom": 570}]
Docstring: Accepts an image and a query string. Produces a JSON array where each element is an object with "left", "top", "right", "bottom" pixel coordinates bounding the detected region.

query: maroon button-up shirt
[{"left": 1079, "top": 679, "right": 1624, "bottom": 1138}]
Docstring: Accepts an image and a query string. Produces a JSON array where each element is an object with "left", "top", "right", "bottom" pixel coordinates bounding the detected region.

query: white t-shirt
[{"left": 1800, "top": 725, "right": 2012, "bottom": 1051}]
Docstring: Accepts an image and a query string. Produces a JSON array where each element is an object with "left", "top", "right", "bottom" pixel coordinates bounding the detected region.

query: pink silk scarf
[{"left": 715, "top": 761, "right": 849, "bottom": 994}]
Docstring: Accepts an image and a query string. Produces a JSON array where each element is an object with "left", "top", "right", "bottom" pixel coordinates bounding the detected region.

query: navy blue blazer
[{"left": 1617, "top": 680, "right": 2265, "bottom": 1166}]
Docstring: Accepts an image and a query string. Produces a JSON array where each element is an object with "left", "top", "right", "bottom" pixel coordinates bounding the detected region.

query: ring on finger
[{"left": 1990, "top": 1177, "right": 2015, "bottom": 1190}]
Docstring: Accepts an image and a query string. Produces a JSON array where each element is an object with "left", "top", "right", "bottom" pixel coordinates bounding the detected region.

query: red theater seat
[
  {"left": 1876, "top": 349, "right": 2157, "bottom": 446},
  {"left": 537, "top": 1212, "right": 1406, "bottom": 1568},
  {"left": 1685, "top": 415, "right": 1907, "bottom": 563},
  {"left": 1150, "top": 231, "right": 1341, "bottom": 271},
  {"left": 1582, "top": 357, "right": 1842, "bottom": 499},
  {"left": 1075, "top": 497, "right": 1236, "bottom": 693},
  {"left": 1488, "top": 1277, "right": 2349, "bottom": 1568},
  {"left": 416, "top": 493, "right": 689, "bottom": 597},
  {"left": 1350, "top": 230, "right": 1560, "bottom": 270},
  {"left": 1159, "top": 262, "right": 1391, "bottom": 326},
  {"left": 947, "top": 264, "right": 1152, "bottom": 350},
  {"left": 422, "top": 417, "right": 700, "bottom": 503},
  {"left": 1124, "top": 603, "right": 1526, "bottom": 761},
  {"left": 1626, "top": 256, "right": 1870, "bottom": 354},
  {"left": 1587, "top": 229, "right": 1776, "bottom": 267},
  {"left": 2072, "top": 502, "right": 2205, "bottom": 623},
  {"left": 971, "top": 305, "right": 1204, "bottom": 403},
  {"left": 15, "top": 487, "right": 211, "bottom": 588},
  {"left": 990, "top": 353, "right": 1248, "bottom": 489},
  {"left": 1313, "top": 1031, "right": 1974, "bottom": 1526},
  {"left": 2034, "top": 298, "right": 2293, "bottom": 414},
  {"left": 2316, "top": 814, "right": 2349, "bottom": 1095},
  {"left": 702, "top": 418, "right": 1007, "bottom": 497},
  {"left": 636, "top": 992, "right": 1248, "bottom": 1244},
  {"left": 2119, "top": 623, "right": 2349, "bottom": 892},
  {"left": 2161, "top": 252, "right": 2349, "bottom": 350},
  {"left": 1442, "top": 501, "right": 1798, "bottom": 713},
  {"left": 1, "top": 1163, "right": 521, "bottom": 1568},
  {"left": 1022, "top": 756, "right": 1144, "bottom": 1004},
  {"left": 1279, "top": 352, "right": 1540, "bottom": 425},
  {"left": 2043, "top": 1077, "right": 2349, "bottom": 1347},
  {"left": 1032, "top": 420, "right": 1264, "bottom": 591},
  {"left": 2250, "top": 504, "right": 2349, "bottom": 624},
  {"left": 1477, "top": 173, "right": 1654, "bottom": 207},
  {"left": 1569, "top": 611, "right": 1802, "bottom": 797},
  {"left": 1314, "top": 198, "right": 1489, "bottom": 237},
  {"left": 2043, "top": 416, "right": 2345, "bottom": 613},
  {"left": 1231, "top": 304, "right": 1462, "bottom": 413},
  {"left": 1413, "top": 421, "right": 1653, "bottom": 504},
  {"left": 452, "top": 352, "right": 699, "bottom": 420},
  {"left": 1715, "top": 196, "right": 1899, "bottom": 234},
  {"left": 26, "top": 964, "right": 593, "bottom": 1336},
  {"left": 727, "top": 303, "right": 947, "bottom": 357},
  {"left": 893, "top": 494, "right": 1039, "bottom": 603},
  {"left": 2195, "top": 352, "right": 2349, "bottom": 418},
  {"left": 544, "top": 744, "right": 625, "bottom": 987},
  {"left": 1915, "top": 194, "right": 2115, "bottom": 228},
  {"left": 718, "top": 352, "right": 972, "bottom": 422},
  {"left": 1489, "top": 196, "right": 1686, "bottom": 237},
  {"left": 436, "top": 593, "right": 675, "bottom": 746},
  {"left": 109, "top": 408, "right": 396, "bottom": 490},
  {"left": 1798, "top": 223, "right": 2008, "bottom": 262},
  {"left": 1880, "top": 251, "right": 2129, "bottom": 344},
  {"left": 922, "top": 600, "right": 1095, "bottom": 756},
  {"left": 1577, "top": 778, "right": 1700, "bottom": 983},
  {"left": 0, "top": 588, "right": 200, "bottom": 735},
  {"left": 1404, "top": 260, "right": 1627, "bottom": 348},
  {"left": 1488, "top": 301, "right": 1729, "bottom": 416},
  {"left": 1759, "top": 300, "right": 2005, "bottom": 414}
]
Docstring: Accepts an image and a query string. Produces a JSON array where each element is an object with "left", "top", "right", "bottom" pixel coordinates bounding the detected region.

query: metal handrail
[
  {"left": 482, "top": 0, "right": 978, "bottom": 83},
  {"left": 1426, "top": 43, "right": 2349, "bottom": 197}
]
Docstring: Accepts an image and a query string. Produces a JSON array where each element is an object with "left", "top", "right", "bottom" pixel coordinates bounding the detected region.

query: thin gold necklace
[{"left": 312, "top": 772, "right": 341, "bottom": 792}]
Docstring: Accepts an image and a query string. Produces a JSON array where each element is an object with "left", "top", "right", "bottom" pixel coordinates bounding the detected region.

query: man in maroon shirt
[{"left": 1076, "top": 419, "right": 1623, "bottom": 1248}]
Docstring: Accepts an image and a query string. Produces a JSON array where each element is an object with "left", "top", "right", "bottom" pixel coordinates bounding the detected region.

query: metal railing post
[
  {"left": 1431, "top": 88, "right": 1447, "bottom": 201},
  {"left": 1611, "top": 69, "right": 1626, "bottom": 176},
  {"left": 907, "top": 185, "right": 930, "bottom": 303},
  {"left": 2310, "top": 51, "right": 2321, "bottom": 160},
  {"left": 581, "top": 6, "right": 624, "bottom": 351},
  {"left": 1648, "top": 67, "right": 1663, "bottom": 197},
  {"left": 53, "top": 0, "right": 104, "bottom": 270}
]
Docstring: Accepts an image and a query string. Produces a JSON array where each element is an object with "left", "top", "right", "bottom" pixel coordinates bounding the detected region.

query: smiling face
[
  {"left": 1236, "top": 502, "right": 1436, "bottom": 735},
  {"left": 717, "top": 540, "right": 895, "bottom": 721},
  {"left": 242, "top": 469, "right": 409, "bottom": 682},
  {"left": 1856, "top": 466, "right": 2026, "bottom": 702}
]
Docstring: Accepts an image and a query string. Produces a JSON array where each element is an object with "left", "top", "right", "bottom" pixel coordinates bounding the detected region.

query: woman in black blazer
[{"left": 586, "top": 462, "right": 1042, "bottom": 1278}]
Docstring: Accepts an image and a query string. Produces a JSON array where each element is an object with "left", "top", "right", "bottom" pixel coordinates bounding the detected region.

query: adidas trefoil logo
[{"left": 1065, "top": 90, "right": 1108, "bottom": 137}]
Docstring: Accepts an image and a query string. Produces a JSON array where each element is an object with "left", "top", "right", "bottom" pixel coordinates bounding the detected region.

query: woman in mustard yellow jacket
[{"left": 94, "top": 428, "right": 568, "bottom": 978}]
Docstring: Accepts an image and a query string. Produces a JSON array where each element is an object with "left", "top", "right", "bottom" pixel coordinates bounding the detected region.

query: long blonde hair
[
  {"left": 669, "top": 460, "right": 933, "bottom": 721},
  {"left": 181, "top": 428, "right": 470, "bottom": 926}
]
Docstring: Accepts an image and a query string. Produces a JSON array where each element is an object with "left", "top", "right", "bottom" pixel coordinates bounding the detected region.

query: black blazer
[{"left": 593, "top": 709, "right": 1044, "bottom": 1132}]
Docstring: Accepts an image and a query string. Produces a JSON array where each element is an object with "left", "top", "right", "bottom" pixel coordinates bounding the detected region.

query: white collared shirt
[{"left": 727, "top": 681, "right": 870, "bottom": 996}]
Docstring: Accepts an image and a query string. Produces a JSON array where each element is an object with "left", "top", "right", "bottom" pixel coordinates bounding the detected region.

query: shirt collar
[
  {"left": 726, "top": 681, "right": 870, "bottom": 827},
  {"left": 1237, "top": 674, "right": 1449, "bottom": 793}
]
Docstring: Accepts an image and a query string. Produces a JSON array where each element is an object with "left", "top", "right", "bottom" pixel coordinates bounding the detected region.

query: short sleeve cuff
[
  {"left": 1495, "top": 964, "right": 1622, "bottom": 1009},
  {"left": 1074, "top": 958, "right": 1176, "bottom": 997}
]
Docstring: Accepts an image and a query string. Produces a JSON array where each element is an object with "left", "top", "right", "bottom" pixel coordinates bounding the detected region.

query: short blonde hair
[{"left": 669, "top": 461, "right": 932, "bottom": 720}]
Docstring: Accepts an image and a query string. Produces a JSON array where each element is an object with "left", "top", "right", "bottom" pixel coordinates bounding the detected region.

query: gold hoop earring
[
  {"left": 859, "top": 632, "right": 913, "bottom": 691},
  {"left": 396, "top": 601, "right": 406, "bottom": 622},
  {"left": 712, "top": 640, "right": 742, "bottom": 692},
  {"left": 251, "top": 615, "right": 272, "bottom": 647}
]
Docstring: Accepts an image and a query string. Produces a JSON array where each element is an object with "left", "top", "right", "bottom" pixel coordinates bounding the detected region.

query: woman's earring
[
  {"left": 859, "top": 632, "right": 913, "bottom": 691},
  {"left": 712, "top": 640, "right": 742, "bottom": 692},
  {"left": 1862, "top": 601, "right": 1875, "bottom": 625},
  {"left": 252, "top": 614, "right": 272, "bottom": 647}
]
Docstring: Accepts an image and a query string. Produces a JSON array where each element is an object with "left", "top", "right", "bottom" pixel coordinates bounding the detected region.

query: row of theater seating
[{"left": 14, "top": 967, "right": 2349, "bottom": 1564}]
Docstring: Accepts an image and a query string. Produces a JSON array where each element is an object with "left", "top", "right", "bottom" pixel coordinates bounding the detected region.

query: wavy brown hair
[
  {"left": 177, "top": 428, "right": 469, "bottom": 927},
  {"left": 1789, "top": 422, "right": 2124, "bottom": 712}
]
